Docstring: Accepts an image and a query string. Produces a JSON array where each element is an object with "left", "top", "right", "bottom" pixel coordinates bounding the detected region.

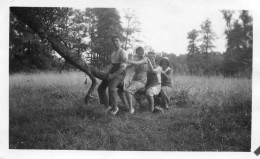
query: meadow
[{"left": 9, "top": 71, "right": 251, "bottom": 151}]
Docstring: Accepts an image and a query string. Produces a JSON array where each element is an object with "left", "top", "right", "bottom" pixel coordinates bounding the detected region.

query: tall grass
[{"left": 9, "top": 71, "right": 251, "bottom": 151}]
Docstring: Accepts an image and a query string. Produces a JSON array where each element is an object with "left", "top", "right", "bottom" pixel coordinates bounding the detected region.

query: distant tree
[
  {"left": 174, "top": 54, "right": 189, "bottom": 75},
  {"left": 221, "top": 10, "right": 252, "bottom": 77},
  {"left": 123, "top": 9, "right": 142, "bottom": 50},
  {"left": 186, "top": 29, "right": 201, "bottom": 75},
  {"left": 199, "top": 19, "right": 217, "bottom": 55},
  {"left": 239, "top": 10, "right": 253, "bottom": 74},
  {"left": 221, "top": 10, "right": 234, "bottom": 32},
  {"left": 89, "top": 8, "right": 124, "bottom": 66},
  {"left": 187, "top": 29, "right": 200, "bottom": 55}
]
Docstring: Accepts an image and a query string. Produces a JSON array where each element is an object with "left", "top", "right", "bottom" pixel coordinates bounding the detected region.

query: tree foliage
[
  {"left": 88, "top": 8, "right": 124, "bottom": 66},
  {"left": 187, "top": 29, "right": 199, "bottom": 56},
  {"left": 10, "top": 7, "right": 118, "bottom": 104},
  {"left": 10, "top": 7, "right": 126, "bottom": 72},
  {"left": 183, "top": 19, "right": 222, "bottom": 75},
  {"left": 10, "top": 8, "right": 253, "bottom": 78},
  {"left": 199, "top": 19, "right": 217, "bottom": 55},
  {"left": 186, "top": 29, "right": 201, "bottom": 75},
  {"left": 9, "top": 7, "right": 71, "bottom": 73},
  {"left": 123, "top": 9, "right": 142, "bottom": 50},
  {"left": 221, "top": 10, "right": 252, "bottom": 77},
  {"left": 180, "top": 11, "right": 252, "bottom": 77}
]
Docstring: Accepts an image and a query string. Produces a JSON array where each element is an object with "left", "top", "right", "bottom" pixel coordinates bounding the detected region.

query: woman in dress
[{"left": 124, "top": 46, "right": 149, "bottom": 114}]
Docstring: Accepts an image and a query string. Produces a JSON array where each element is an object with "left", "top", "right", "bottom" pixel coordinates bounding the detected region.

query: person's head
[
  {"left": 160, "top": 57, "right": 170, "bottom": 69},
  {"left": 147, "top": 52, "right": 156, "bottom": 68},
  {"left": 148, "top": 51, "right": 156, "bottom": 59},
  {"left": 111, "top": 35, "right": 121, "bottom": 49},
  {"left": 135, "top": 46, "right": 145, "bottom": 59}
]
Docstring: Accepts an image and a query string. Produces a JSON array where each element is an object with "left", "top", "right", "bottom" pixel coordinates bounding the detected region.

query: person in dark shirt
[
  {"left": 146, "top": 55, "right": 163, "bottom": 112},
  {"left": 134, "top": 52, "right": 163, "bottom": 113},
  {"left": 159, "top": 57, "right": 173, "bottom": 110}
]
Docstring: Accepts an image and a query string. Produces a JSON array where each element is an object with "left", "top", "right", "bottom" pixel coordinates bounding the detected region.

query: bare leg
[
  {"left": 108, "top": 75, "right": 124, "bottom": 115},
  {"left": 98, "top": 80, "right": 109, "bottom": 108},
  {"left": 118, "top": 90, "right": 129, "bottom": 108},
  {"left": 126, "top": 91, "right": 135, "bottom": 114},
  {"left": 162, "top": 97, "right": 169, "bottom": 109},
  {"left": 146, "top": 95, "right": 154, "bottom": 112},
  {"left": 161, "top": 89, "right": 169, "bottom": 110}
]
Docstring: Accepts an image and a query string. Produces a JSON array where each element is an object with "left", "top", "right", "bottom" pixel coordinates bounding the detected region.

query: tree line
[
  {"left": 9, "top": 8, "right": 252, "bottom": 78},
  {"left": 162, "top": 10, "right": 252, "bottom": 77}
]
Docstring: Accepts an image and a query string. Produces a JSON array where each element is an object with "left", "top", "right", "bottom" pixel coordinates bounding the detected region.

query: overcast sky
[{"left": 119, "top": 8, "right": 235, "bottom": 55}]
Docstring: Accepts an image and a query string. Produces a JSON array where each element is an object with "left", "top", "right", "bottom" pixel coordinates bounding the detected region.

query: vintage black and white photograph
[{"left": 1, "top": 0, "right": 260, "bottom": 158}]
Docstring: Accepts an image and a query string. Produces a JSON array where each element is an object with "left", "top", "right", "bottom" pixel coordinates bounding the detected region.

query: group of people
[{"left": 97, "top": 35, "right": 173, "bottom": 115}]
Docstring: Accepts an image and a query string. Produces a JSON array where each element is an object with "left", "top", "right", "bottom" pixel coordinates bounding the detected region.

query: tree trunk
[{"left": 10, "top": 8, "right": 108, "bottom": 104}]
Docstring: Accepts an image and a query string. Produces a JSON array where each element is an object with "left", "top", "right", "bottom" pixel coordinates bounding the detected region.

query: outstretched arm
[
  {"left": 126, "top": 63, "right": 134, "bottom": 69},
  {"left": 111, "top": 63, "right": 127, "bottom": 77},
  {"left": 107, "top": 55, "right": 128, "bottom": 80},
  {"left": 127, "top": 57, "right": 148, "bottom": 65}
]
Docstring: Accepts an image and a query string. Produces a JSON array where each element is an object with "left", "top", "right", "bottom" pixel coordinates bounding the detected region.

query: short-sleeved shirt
[
  {"left": 146, "top": 66, "right": 162, "bottom": 88},
  {"left": 110, "top": 48, "right": 127, "bottom": 74},
  {"left": 132, "top": 57, "right": 149, "bottom": 84},
  {"left": 111, "top": 48, "right": 127, "bottom": 66}
]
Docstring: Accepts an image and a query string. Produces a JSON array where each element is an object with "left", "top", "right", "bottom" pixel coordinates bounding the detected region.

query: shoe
[
  {"left": 105, "top": 106, "right": 112, "bottom": 114},
  {"left": 110, "top": 107, "right": 119, "bottom": 115}
]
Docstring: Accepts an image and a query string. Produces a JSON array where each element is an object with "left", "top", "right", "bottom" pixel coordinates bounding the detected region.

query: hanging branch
[{"left": 10, "top": 7, "right": 107, "bottom": 104}]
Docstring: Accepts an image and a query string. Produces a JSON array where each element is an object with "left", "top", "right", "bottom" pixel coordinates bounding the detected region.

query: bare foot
[
  {"left": 105, "top": 106, "right": 112, "bottom": 114},
  {"left": 129, "top": 108, "right": 135, "bottom": 114},
  {"left": 110, "top": 107, "right": 119, "bottom": 115}
]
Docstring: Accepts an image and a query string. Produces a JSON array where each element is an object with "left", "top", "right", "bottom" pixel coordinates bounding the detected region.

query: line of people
[{"left": 97, "top": 35, "right": 173, "bottom": 115}]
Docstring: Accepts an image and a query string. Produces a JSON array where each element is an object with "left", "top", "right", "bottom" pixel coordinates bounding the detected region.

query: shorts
[
  {"left": 161, "top": 86, "right": 172, "bottom": 102},
  {"left": 145, "top": 84, "right": 161, "bottom": 96},
  {"left": 125, "top": 81, "right": 145, "bottom": 95}
]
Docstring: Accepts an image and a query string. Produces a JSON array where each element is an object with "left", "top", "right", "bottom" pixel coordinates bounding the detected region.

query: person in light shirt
[
  {"left": 97, "top": 35, "right": 128, "bottom": 115},
  {"left": 124, "top": 46, "right": 149, "bottom": 114}
]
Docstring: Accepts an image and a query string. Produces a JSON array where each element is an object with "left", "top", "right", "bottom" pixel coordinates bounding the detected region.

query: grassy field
[{"left": 9, "top": 71, "right": 251, "bottom": 151}]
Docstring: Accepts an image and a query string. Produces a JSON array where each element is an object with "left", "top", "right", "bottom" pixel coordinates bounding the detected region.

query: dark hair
[
  {"left": 111, "top": 35, "right": 121, "bottom": 41},
  {"left": 136, "top": 47, "right": 144, "bottom": 54},
  {"left": 159, "top": 57, "right": 170, "bottom": 67}
]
